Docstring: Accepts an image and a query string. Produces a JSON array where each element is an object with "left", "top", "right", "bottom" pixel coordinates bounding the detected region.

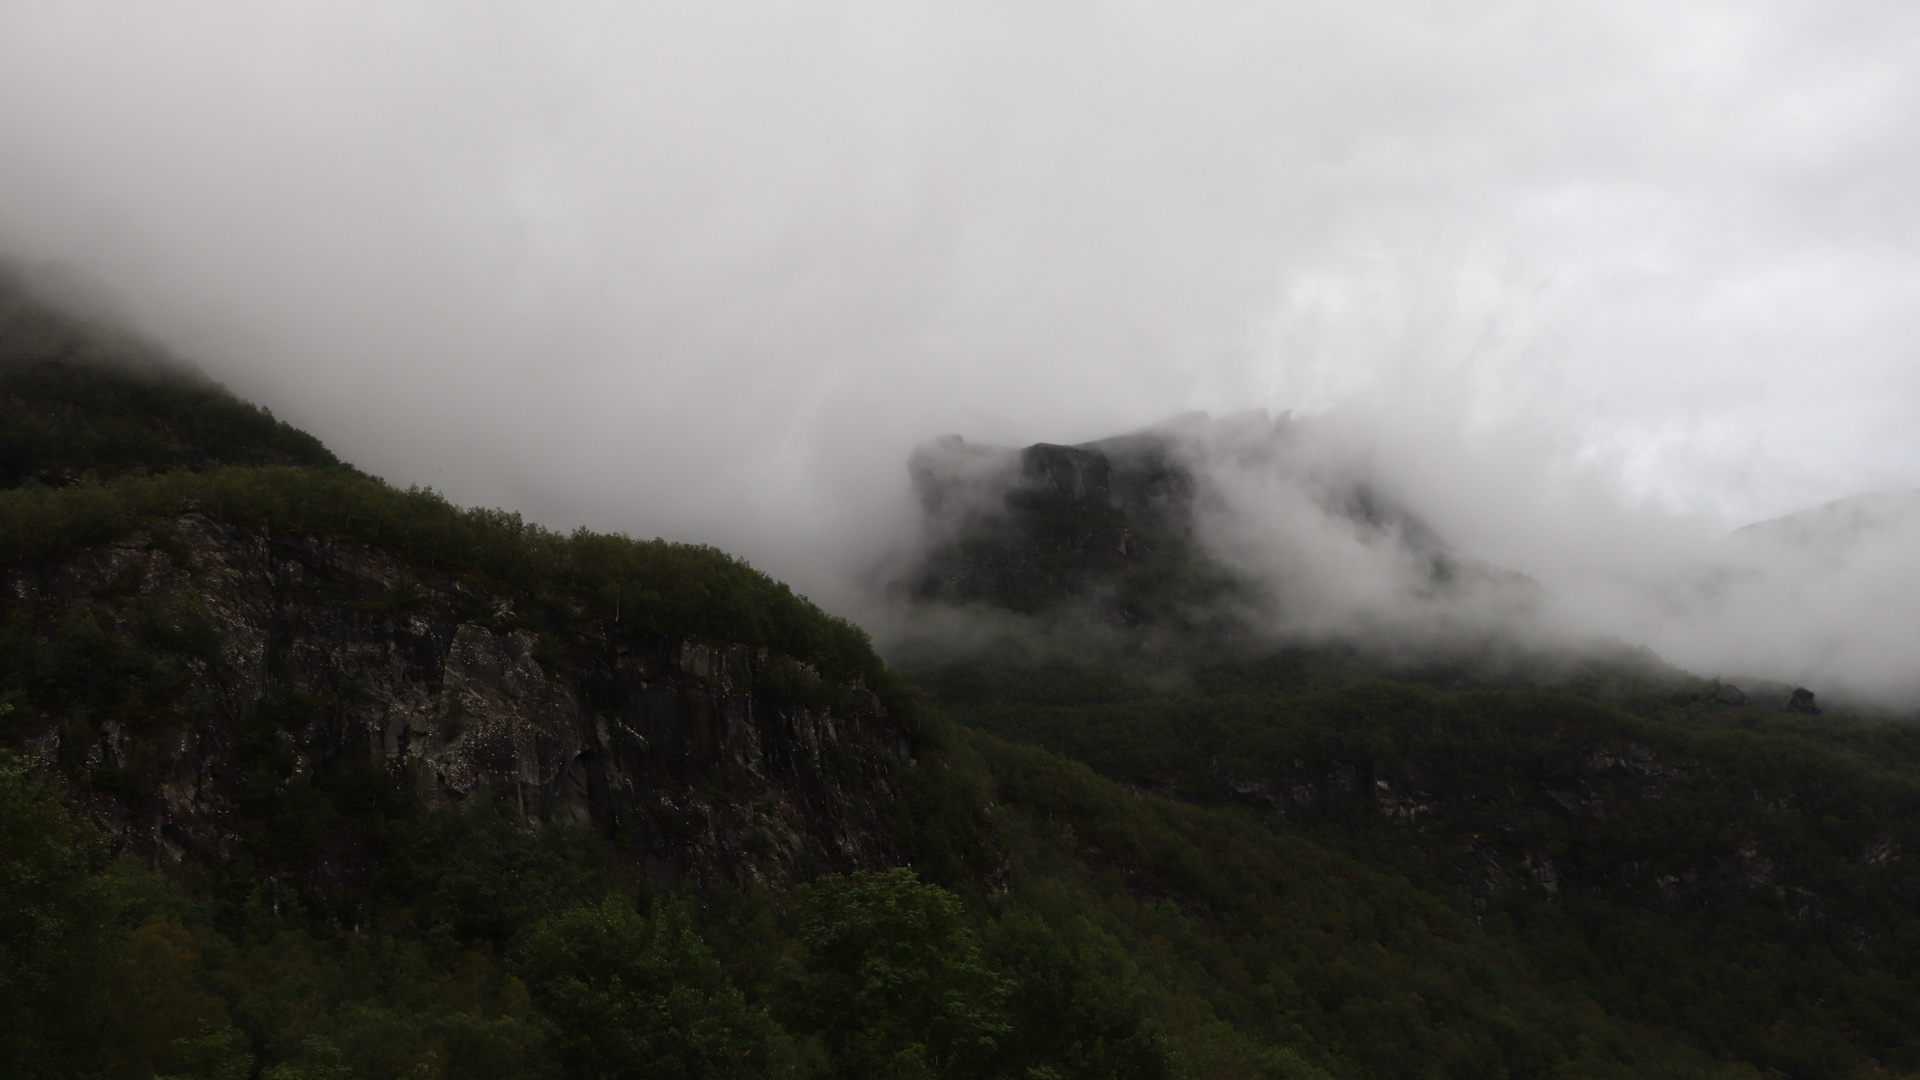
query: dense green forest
[
  {"left": 935, "top": 679, "right": 1920, "bottom": 1077},
  {"left": 0, "top": 748, "right": 1169, "bottom": 1080},
  {"left": 4, "top": 291, "right": 1920, "bottom": 1079}
]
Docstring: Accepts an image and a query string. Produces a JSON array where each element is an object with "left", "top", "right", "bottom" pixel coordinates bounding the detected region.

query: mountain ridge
[
  {"left": 4, "top": 290, "right": 1920, "bottom": 1080},
  {"left": 1733, "top": 487, "right": 1920, "bottom": 549}
]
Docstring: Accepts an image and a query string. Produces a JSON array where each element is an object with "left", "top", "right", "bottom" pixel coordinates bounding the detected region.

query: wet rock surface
[
  {"left": 902, "top": 432, "right": 1193, "bottom": 611},
  {"left": 5, "top": 513, "right": 909, "bottom": 891}
]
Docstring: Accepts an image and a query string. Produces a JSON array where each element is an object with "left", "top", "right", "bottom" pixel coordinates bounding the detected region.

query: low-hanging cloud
[
  {"left": 877, "top": 403, "right": 1920, "bottom": 708},
  {"left": 1180, "top": 402, "right": 1920, "bottom": 707},
  {"left": 1, "top": 1, "right": 1918, "bottom": 700}
]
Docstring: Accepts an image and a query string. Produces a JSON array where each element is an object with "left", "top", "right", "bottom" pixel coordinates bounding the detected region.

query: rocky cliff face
[
  {"left": 899, "top": 418, "right": 1512, "bottom": 628},
  {"left": 5, "top": 511, "right": 909, "bottom": 893},
  {"left": 902, "top": 433, "right": 1196, "bottom": 613}
]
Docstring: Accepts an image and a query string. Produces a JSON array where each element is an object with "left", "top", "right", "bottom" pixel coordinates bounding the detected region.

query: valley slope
[{"left": 4, "top": 282, "right": 1919, "bottom": 1080}]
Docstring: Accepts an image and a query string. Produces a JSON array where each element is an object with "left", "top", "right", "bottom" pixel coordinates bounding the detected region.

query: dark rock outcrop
[
  {"left": 5, "top": 512, "right": 909, "bottom": 893},
  {"left": 899, "top": 418, "right": 1533, "bottom": 629},
  {"left": 902, "top": 432, "right": 1193, "bottom": 612},
  {"left": 1020, "top": 443, "right": 1123, "bottom": 511}
]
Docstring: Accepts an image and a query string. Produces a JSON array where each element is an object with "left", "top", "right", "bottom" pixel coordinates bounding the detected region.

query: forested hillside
[
  {"left": 4, "top": 289, "right": 1919, "bottom": 1080},
  {"left": 897, "top": 427, "right": 1920, "bottom": 1079}
]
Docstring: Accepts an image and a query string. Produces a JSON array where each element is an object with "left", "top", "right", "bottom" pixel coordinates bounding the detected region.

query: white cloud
[{"left": 0, "top": 0, "right": 1917, "bottom": 688}]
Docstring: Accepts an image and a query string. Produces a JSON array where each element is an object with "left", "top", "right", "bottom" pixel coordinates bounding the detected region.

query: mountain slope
[
  {"left": 4, "top": 508, "right": 912, "bottom": 898},
  {"left": 900, "top": 421, "right": 1920, "bottom": 1079},
  {"left": 1733, "top": 488, "right": 1920, "bottom": 552},
  {"left": 0, "top": 272, "right": 338, "bottom": 486},
  {"left": 4, "top": 291, "right": 1919, "bottom": 1080}
]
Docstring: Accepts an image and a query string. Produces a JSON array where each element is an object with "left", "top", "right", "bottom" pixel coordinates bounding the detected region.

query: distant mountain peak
[
  {"left": 1733, "top": 488, "right": 1920, "bottom": 550},
  {"left": 898, "top": 414, "right": 1535, "bottom": 641}
]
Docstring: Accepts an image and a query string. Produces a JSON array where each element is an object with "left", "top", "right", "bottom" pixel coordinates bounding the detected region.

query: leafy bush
[
  {"left": 776, "top": 868, "right": 1171, "bottom": 1080},
  {"left": 0, "top": 746, "right": 125, "bottom": 1076},
  {"left": 514, "top": 899, "right": 782, "bottom": 1080},
  {"left": 781, "top": 869, "right": 1010, "bottom": 1077}
]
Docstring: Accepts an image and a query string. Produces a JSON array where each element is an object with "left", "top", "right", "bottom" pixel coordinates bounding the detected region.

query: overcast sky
[{"left": 1, "top": 1, "right": 1918, "bottom": 620}]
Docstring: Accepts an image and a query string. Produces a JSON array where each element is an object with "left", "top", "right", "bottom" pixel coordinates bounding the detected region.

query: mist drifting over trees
[{"left": 4, "top": 1, "right": 1919, "bottom": 706}]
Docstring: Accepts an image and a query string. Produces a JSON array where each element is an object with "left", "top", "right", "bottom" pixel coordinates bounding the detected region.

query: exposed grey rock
[
  {"left": 900, "top": 417, "right": 1540, "bottom": 632},
  {"left": 5, "top": 513, "right": 910, "bottom": 893},
  {"left": 1021, "top": 443, "right": 1122, "bottom": 510},
  {"left": 901, "top": 430, "right": 1192, "bottom": 611}
]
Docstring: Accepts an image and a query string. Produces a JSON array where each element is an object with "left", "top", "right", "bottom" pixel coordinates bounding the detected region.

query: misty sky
[{"left": 2, "top": 1, "right": 1918, "bottom": 634}]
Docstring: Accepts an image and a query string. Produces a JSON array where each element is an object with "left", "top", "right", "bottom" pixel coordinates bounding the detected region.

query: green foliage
[
  {"left": 155, "top": 1026, "right": 256, "bottom": 1080},
  {"left": 0, "top": 465, "right": 885, "bottom": 684},
  {"left": 771, "top": 868, "right": 1172, "bottom": 1080},
  {"left": 514, "top": 898, "right": 781, "bottom": 1080},
  {"left": 0, "top": 355, "right": 337, "bottom": 478},
  {"left": 970, "top": 734, "right": 1636, "bottom": 1080},
  {"left": 389, "top": 800, "right": 611, "bottom": 944},
  {"left": 880, "top": 707, "right": 1002, "bottom": 890},
  {"left": 0, "top": 747, "right": 124, "bottom": 1076},
  {"left": 0, "top": 753, "right": 562, "bottom": 1080},
  {"left": 781, "top": 869, "right": 1010, "bottom": 1077},
  {"left": 260, "top": 1037, "right": 353, "bottom": 1080},
  {"left": 0, "top": 285, "right": 338, "bottom": 486},
  {"left": 978, "top": 910, "right": 1171, "bottom": 1080},
  {"left": 203, "top": 924, "right": 549, "bottom": 1080},
  {"left": 0, "top": 591, "right": 219, "bottom": 736},
  {"left": 945, "top": 678, "right": 1920, "bottom": 1079},
  {"left": 8, "top": 319, "right": 1920, "bottom": 1079},
  {"left": 3, "top": 751, "right": 1174, "bottom": 1080}
]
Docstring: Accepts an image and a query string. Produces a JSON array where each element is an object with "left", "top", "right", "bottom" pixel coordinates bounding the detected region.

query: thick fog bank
[
  {"left": 866, "top": 408, "right": 1920, "bottom": 711},
  {"left": 4, "top": 2, "right": 1920, "bottom": 570},
  {"left": 8, "top": 257, "right": 1918, "bottom": 709},
  {"left": 2, "top": 3, "right": 1918, "bottom": 704}
]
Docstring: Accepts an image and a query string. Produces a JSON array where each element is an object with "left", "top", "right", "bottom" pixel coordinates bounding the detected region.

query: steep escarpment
[
  {"left": 898, "top": 416, "right": 1540, "bottom": 671},
  {"left": 903, "top": 430, "right": 1208, "bottom": 617},
  {"left": 10, "top": 287, "right": 1920, "bottom": 1080},
  {"left": 0, "top": 282, "right": 949, "bottom": 923},
  {"left": 4, "top": 510, "right": 910, "bottom": 900}
]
